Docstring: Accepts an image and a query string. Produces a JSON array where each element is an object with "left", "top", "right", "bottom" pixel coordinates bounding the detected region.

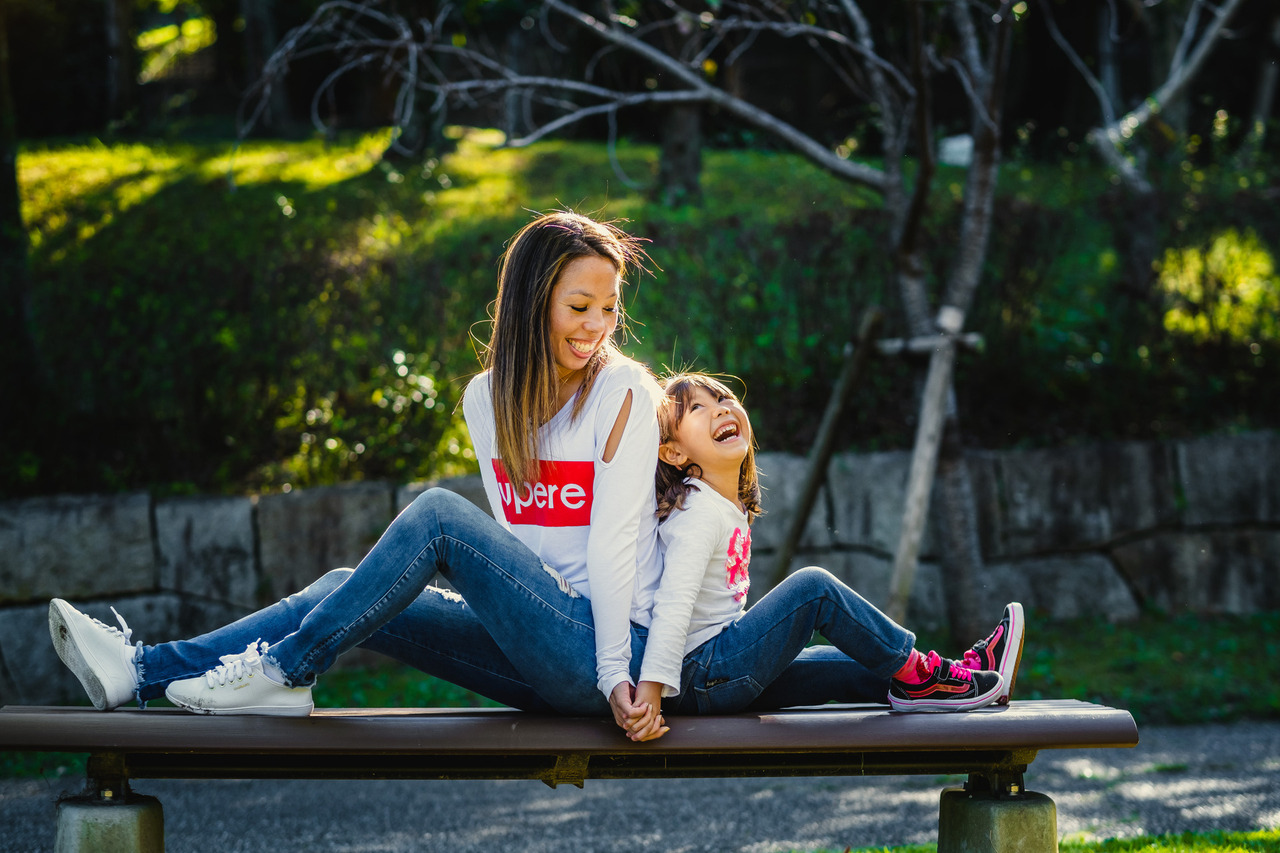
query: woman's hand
[{"left": 609, "top": 681, "right": 669, "bottom": 742}]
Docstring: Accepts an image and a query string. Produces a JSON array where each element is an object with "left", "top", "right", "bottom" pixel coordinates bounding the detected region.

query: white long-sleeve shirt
[
  {"left": 639, "top": 480, "right": 751, "bottom": 696},
  {"left": 463, "top": 355, "right": 665, "bottom": 699}
]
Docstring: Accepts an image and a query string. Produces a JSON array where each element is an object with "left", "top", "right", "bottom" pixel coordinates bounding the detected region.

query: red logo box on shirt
[{"left": 492, "top": 460, "right": 594, "bottom": 527}]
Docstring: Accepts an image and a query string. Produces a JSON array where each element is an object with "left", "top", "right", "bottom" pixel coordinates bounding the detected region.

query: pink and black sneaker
[
  {"left": 962, "top": 602, "right": 1025, "bottom": 705},
  {"left": 888, "top": 650, "right": 1003, "bottom": 713}
]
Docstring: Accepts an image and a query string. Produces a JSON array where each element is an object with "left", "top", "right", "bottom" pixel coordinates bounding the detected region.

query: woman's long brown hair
[{"left": 482, "top": 211, "right": 648, "bottom": 486}]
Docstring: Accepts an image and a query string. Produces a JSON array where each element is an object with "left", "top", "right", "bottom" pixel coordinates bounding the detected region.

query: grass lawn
[{"left": 824, "top": 828, "right": 1280, "bottom": 852}]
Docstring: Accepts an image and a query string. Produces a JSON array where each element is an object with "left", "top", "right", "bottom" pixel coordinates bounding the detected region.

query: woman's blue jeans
[
  {"left": 671, "top": 566, "right": 916, "bottom": 714},
  {"left": 134, "top": 491, "right": 911, "bottom": 716},
  {"left": 135, "top": 488, "right": 641, "bottom": 714}
]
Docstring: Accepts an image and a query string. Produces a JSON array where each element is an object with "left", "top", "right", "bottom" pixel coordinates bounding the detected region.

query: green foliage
[
  {"left": 10, "top": 130, "right": 1280, "bottom": 497},
  {"left": 962, "top": 154, "right": 1280, "bottom": 447},
  {"left": 312, "top": 665, "right": 502, "bottom": 710},
  {"left": 1159, "top": 228, "right": 1279, "bottom": 346},
  {"left": 0, "top": 750, "right": 85, "bottom": 782}
]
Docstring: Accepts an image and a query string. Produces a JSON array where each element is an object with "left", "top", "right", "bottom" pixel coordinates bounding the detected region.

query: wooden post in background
[
  {"left": 768, "top": 308, "right": 884, "bottom": 588},
  {"left": 885, "top": 305, "right": 967, "bottom": 624}
]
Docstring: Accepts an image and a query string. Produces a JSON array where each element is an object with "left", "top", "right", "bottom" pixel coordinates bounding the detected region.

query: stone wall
[{"left": 3, "top": 432, "right": 1276, "bottom": 706}]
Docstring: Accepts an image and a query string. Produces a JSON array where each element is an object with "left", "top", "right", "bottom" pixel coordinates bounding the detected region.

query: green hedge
[{"left": 8, "top": 130, "right": 1279, "bottom": 497}]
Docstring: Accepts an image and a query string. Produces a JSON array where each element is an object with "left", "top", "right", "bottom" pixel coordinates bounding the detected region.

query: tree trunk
[
  {"left": 888, "top": 17, "right": 1011, "bottom": 644},
  {"left": 104, "top": 0, "right": 135, "bottom": 124},
  {"left": 1239, "top": 10, "right": 1280, "bottom": 168},
  {"left": 932, "top": 394, "right": 985, "bottom": 646},
  {"left": 0, "top": 0, "right": 27, "bottom": 315},
  {"left": 657, "top": 103, "right": 702, "bottom": 207},
  {"left": 240, "top": 0, "right": 288, "bottom": 129},
  {"left": 1116, "top": 182, "right": 1161, "bottom": 313},
  {"left": 886, "top": 335, "right": 957, "bottom": 625},
  {"left": 1097, "top": 7, "right": 1123, "bottom": 122},
  {"left": 0, "top": 0, "right": 43, "bottom": 435}
]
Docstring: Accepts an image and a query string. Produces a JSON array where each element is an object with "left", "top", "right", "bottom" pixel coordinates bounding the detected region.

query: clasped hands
[{"left": 609, "top": 680, "right": 669, "bottom": 742}]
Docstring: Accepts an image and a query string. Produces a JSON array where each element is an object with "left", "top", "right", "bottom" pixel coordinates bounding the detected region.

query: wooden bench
[{"left": 0, "top": 699, "right": 1138, "bottom": 852}]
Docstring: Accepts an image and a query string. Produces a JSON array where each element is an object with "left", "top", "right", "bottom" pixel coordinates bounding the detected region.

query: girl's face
[
  {"left": 664, "top": 385, "right": 751, "bottom": 477},
  {"left": 547, "top": 254, "right": 620, "bottom": 383}
]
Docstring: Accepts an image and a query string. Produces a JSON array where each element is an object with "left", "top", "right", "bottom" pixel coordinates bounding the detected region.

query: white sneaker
[
  {"left": 164, "top": 641, "right": 313, "bottom": 716},
  {"left": 48, "top": 598, "right": 140, "bottom": 711}
]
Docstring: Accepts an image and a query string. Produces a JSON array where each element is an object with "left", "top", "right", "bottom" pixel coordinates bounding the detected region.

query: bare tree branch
[
  {"left": 543, "top": 0, "right": 892, "bottom": 191},
  {"left": 1169, "top": 0, "right": 1206, "bottom": 73},
  {"left": 1051, "top": 0, "right": 1248, "bottom": 195},
  {"left": 1039, "top": 0, "right": 1118, "bottom": 129}
]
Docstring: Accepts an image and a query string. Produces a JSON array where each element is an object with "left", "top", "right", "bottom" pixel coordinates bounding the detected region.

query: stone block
[
  {"left": 257, "top": 483, "right": 395, "bottom": 605},
  {"left": 395, "top": 475, "right": 491, "bottom": 517},
  {"left": 750, "top": 453, "right": 834, "bottom": 552},
  {"left": 765, "top": 550, "right": 947, "bottom": 633},
  {"left": 1110, "top": 529, "right": 1280, "bottom": 614},
  {"left": 1101, "top": 441, "right": 1180, "bottom": 533},
  {"left": 970, "top": 443, "right": 1174, "bottom": 560},
  {"left": 0, "top": 493, "right": 155, "bottom": 604},
  {"left": 825, "top": 450, "right": 933, "bottom": 555},
  {"left": 1178, "top": 433, "right": 1280, "bottom": 526},
  {"left": 978, "top": 555, "right": 1140, "bottom": 622},
  {"left": 155, "top": 495, "right": 256, "bottom": 609}
]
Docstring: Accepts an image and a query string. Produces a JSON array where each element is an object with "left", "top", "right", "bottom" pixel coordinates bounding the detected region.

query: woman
[{"left": 49, "top": 211, "right": 669, "bottom": 740}]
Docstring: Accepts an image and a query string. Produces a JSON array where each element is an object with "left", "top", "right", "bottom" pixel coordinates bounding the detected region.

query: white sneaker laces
[
  {"left": 204, "top": 641, "right": 267, "bottom": 688},
  {"left": 89, "top": 607, "right": 133, "bottom": 645}
]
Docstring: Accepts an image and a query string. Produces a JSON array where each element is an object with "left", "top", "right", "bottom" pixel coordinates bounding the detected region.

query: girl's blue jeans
[
  {"left": 676, "top": 566, "right": 916, "bottom": 714},
  {"left": 134, "top": 490, "right": 910, "bottom": 715}
]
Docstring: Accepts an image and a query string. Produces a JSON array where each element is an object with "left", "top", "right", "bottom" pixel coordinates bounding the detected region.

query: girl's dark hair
[
  {"left": 482, "top": 211, "right": 648, "bottom": 486},
  {"left": 655, "top": 372, "right": 763, "bottom": 522}
]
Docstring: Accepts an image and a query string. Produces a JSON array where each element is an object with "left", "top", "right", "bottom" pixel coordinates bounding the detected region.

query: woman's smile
[{"left": 548, "top": 255, "right": 621, "bottom": 384}]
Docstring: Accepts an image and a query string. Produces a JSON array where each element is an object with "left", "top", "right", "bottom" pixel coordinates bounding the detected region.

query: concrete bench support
[
  {"left": 938, "top": 774, "right": 1058, "bottom": 853},
  {"left": 55, "top": 789, "right": 163, "bottom": 853}
]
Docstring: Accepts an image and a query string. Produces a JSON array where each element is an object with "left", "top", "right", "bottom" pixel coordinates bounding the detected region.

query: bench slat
[{"left": 0, "top": 699, "right": 1137, "bottom": 756}]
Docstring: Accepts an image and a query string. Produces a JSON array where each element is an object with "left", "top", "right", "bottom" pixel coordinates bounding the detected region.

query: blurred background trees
[{"left": 2, "top": 0, "right": 1277, "bottom": 512}]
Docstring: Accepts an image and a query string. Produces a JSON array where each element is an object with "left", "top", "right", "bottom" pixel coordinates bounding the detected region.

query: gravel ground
[{"left": 2, "top": 720, "right": 1278, "bottom": 853}]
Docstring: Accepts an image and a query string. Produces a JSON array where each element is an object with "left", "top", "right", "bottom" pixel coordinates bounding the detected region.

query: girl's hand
[{"left": 628, "top": 681, "right": 669, "bottom": 742}]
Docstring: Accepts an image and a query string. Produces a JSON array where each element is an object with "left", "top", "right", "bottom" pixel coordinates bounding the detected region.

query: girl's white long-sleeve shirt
[
  {"left": 463, "top": 355, "right": 666, "bottom": 700},
  {"left": 639, "top": 480, "right": 752, "bottom": 697}
]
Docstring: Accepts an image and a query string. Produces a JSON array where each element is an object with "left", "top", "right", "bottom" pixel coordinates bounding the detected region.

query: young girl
[
  {"left": 630, "top": 372, "right": 1024, "bottom": 737},
  {"left": 49, "top": 211, "right": 668, "bottom": 740}
]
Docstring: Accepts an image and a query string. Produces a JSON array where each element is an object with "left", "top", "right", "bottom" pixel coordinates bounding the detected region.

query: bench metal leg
[
  {"left": 55, "top": 753, "right": 164, "bottom": 853},
  {"left": 937, "top": 772, "right": 1058, "bottom": 853}
]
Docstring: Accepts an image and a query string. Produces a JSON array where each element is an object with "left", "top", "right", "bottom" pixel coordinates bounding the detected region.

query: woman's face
[{"left": 547, "top": 254, "right": 620, "bottom": 383}]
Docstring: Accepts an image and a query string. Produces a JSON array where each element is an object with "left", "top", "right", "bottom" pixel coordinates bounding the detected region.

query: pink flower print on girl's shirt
[{"left": 725, "top": 527, "right": 751, "bottom": 603}]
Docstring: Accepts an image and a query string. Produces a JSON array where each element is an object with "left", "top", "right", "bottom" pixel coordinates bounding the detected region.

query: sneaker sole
[
  {"left": 49, "top": 599, "right": 112, "bottom": 711},
  {"left": 996, "top": 602, "right": 1026, "bottom": 705},
  {"left": 164, "top": 683, "right": 314, "bottom": 717},
  {"left": 164, "top": 694, "right": 314, "bottom": 717}
]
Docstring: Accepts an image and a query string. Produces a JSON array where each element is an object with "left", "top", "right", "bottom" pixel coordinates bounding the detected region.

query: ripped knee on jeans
[
  {"left": 423, "top": 584, "right": 464, "bottom": 604},
  {"left": 541, "top": 563, "right": 581, "bottom": 598}
]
